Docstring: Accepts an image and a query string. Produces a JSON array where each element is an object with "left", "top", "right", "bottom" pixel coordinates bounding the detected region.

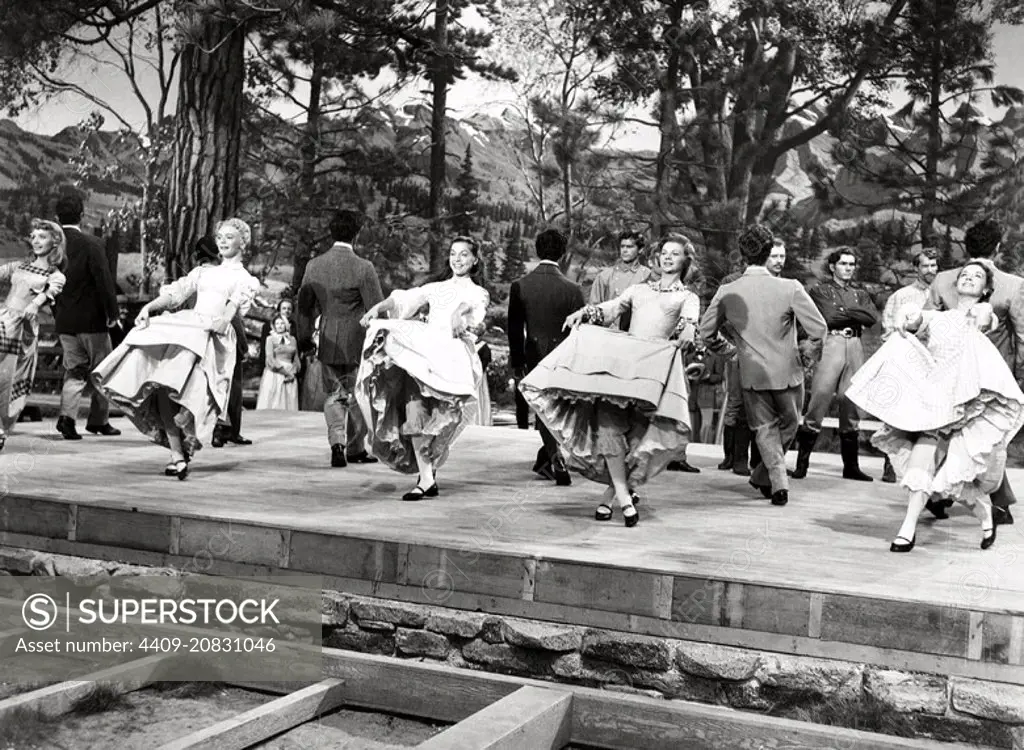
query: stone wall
[{"left": 323, "top": 592, "right": 1024, "bottom": 750}]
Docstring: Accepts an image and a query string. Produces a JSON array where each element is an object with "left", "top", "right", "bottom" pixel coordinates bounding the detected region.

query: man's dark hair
[
  {"left": 964, "top": 219, "right": 1002, "bottom": 259},
  {"left": 535, "top": 229, "right": 566, "bottom": 261},
  {"left": 55, "top": 194, "right": 84, "bottom": 225},
  {"left": 192, "top": 236, "right": 219, "bottom": 266},
  {"left": 826, "top": 247, "right": 857, "bottom": 268},
  {"left": 618, "top": 231, "right": 645, "bottom": 249},
  {"left": 738, "top": 224, "right": 774, "bottom": 265},
  {"left": 914, "top": 248, "right": 937, "bottom": 267},
  {"left": 329, "top": 209, "right": 364, "bottom": 243}
]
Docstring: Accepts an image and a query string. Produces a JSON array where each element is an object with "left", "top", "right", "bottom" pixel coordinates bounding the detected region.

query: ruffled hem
[
  {"left": 356, "top": 328, "right": 476, "bottom": 474},
  {"left": 521, "top": 386, "right": 690, "bottom": 486}
]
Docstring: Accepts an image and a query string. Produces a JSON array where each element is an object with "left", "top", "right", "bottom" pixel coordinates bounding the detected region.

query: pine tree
[
  {"left": 451, "top": 143, "right": 480, "bottom": 236},
  {"left": 502, "top": 237, "right": 527, "bottom": 282}
]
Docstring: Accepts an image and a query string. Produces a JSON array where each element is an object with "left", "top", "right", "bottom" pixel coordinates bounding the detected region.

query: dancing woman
[
  {"left": 520, "top": 235, "right": 700, "bottom": 526},
  {"left": 356, "top": 236, "right": 489, "bottom": 500},
  {"left": 0, "top": 220, "right": 66, "bottom": 449},
  {"left": 92, "top": 219, "right": 260, "bottom": 479},
  {"left": 846, "top": 261, "right": 1024, "bottom": 552}
]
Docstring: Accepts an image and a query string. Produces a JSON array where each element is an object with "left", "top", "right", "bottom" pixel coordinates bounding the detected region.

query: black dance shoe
[
  {"left": 889, "top": 535, "right": 915, "bottom": 553},
  {"left": 346, "top": 452, "right": 378, "bottom": 464},
  {"left": 994, "top": 507, "right": 1014, "bottom": 526},
  {"left": 331, "top": 445, "right": 347, "bottom": 468},
  {"left": 226, "top": 434, "right": 252, "bottom": 446},
  {"left": 402, "top": 483, "right": 439, "bottom": 501},
  {"left": 595, "top": 504, "right": 613, "bottom": 522},
  {"left": 86, "top": 423, "right": 121, "bottom": 436},
  {"left": 622, "top": 504, "right": 639, "bottom": 528},
  {"left": 771, "top": 490, "right": 788, "bottom": 506},
  {"left": 981, "top": 526, "right": 997, "bottom": 550},
  {"left": 924, "top": 497, "right": 950, "bottom": 520},
  {"left": 629, "top": 490, "right": 641, "bottom": 507}
]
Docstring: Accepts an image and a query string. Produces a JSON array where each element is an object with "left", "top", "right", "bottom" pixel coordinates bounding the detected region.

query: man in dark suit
[
  {"left": 508, "top": 229, "right": 585, "bottom": 485},
  {"left": 298, "top": 209, "right": 384, "bottom": 467},
  {"left": 53, "top": 194, "right": 120, "bottom": 440},
  {"left": 924, "top": 219, "right": 1020, "bottom": 525},
  {"left": 700, "top": 224, "right": 827, "bottom": 506}
]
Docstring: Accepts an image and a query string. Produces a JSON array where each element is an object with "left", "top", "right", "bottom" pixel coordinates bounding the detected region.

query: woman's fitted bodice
[
  {"left": 267, "top": 335, "right": 296, "bottom": 366},
  {"left": 162, "top": 263, "right": 260, "bottom": 318},
  {"left": 0, "top": 261, "right": 63, "bottom": 313},
  {"left": 389, "top": 278, "right": 490, "bottom": 338},
  {"left": 596, "top": 280, "right": 700, "bottom": 340}
]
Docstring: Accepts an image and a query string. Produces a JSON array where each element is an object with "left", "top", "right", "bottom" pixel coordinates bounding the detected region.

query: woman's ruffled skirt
[
  {"left": 91, "top": 310, "right": 236, "bottom": 454},
  {"left": 519, "top": 325, "right": 691, "bottom": 486},
  {"left": 256, "top": 369, "right": 298, "bottom": 411},
  {"left": 0, "top": 308, "right": 39, "bottom": 432},
  {"left": 354, "top": 320, "right": 481, "bottom": 474},
  {"left": 845, "top": 329, "right": 1024, "bottom": 505}
]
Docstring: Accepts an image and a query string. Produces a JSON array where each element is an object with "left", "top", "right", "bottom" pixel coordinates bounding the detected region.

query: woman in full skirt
[
  {"left": 520, "top": 235, "right": 700, "bottom": 527},
  {"left": 356, "top": 236, "right": 489, "bottom": 500},
  {"left": 256, "top": 314, "right": 300, "bottom": 410},
  {"left": 92, "top": 219, "right": 261, "bottom": 479},
  {"left": 0, "top": 220, "right": 66, "bottom": 449},
  {"left": 846, "top": 261, "right": 1024, "bottom": 552}
]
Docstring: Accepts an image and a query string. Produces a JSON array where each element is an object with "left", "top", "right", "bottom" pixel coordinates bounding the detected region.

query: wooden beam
[
  {"left": 153, "top": 679, "right": 346, "bottom": 750},
  {"left": 232, "top": 649, "right": 968, "bottom": 750},
  {"left": 416, "top": 686, "right": 571, "bottom": 750},
  {"left": 0, "top": 654, "right": 172, "bottom": 720}
]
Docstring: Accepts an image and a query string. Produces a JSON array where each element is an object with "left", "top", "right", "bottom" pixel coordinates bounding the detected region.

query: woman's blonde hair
[
  {"left": 216, "top": 218, "right": 252, "bottom": 250},
  {"left": 29, "top": 219, "right": 67, "bottom": 269}
]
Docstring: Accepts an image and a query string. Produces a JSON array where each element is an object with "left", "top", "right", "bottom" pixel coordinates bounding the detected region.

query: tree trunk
[
  {"left": 166, "top": 16, "right": 245, "bottom": 282},
  {"left": 427, "top": 0, "right": 450, "bottom": 274},
  {"left": 921, "top": 41, "right": 942, "bottom": 248},
  {"left": 652, "top": 1, "right": 684, "bottom": 239},
  {"left": 290, "top": 42, "right": 325, "bottom": 294}
]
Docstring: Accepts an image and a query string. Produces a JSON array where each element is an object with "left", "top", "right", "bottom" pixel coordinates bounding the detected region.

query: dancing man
[
  {"left": 878, "top": 248, "right": 938, "bottom": 483},
  {"left": 297, "top": 209, "right": 383, "bottom": 468},
  {"left": 589, "top": 232, "right": 651, "bottom": 332},
  {"left": 923, "top": 219, "right": 1023, "bottom": 526},
  {"left": 508, "top": 229, "right": 584, "bottom": 485},
  {"left": 701, "top": 224, "right": 826, "bottom": 507},
  {"left": 790, "top": 248, "right": 878, "bottom": 482},
  {"left": 53, "top": 194, "right": 121, "bottom": 441}
]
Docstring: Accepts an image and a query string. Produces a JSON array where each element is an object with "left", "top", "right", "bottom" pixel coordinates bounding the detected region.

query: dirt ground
[{"left": 0, "top": 685, "right": 449, "bottom": 750}]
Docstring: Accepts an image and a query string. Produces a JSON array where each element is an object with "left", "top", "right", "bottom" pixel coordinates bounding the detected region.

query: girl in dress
[
  {"left": 256, "top": 315, "right": 300, "bottom": 410},
  {"left": 0, "top": 220, "right": 66, "bottom": 449},
  {"left": 92, "top": 218, "right": 261, "bottom": 479},
  {"left": 356, "top": 236, "right": 489, "bottom": 500},
  {"left": 846, "top": 261, "right": 1024, "bottom": 552},
  {"left": 520, "top": 235, "right": 699, "bottom": 527}
]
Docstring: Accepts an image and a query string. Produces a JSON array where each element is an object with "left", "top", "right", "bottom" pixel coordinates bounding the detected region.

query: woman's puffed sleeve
[
  {"left": 160, "top": 266, "right": 203, "bottom": 308},
  {"left": 594, "top": 285, "right": 636, "bottom": 326},
  {"left": 229, "top": 276, "right": 260, "bottom": 316},
  {"left": 389, "top": 284, "right": 432, "bottom": 319},
  {"left": 467, "top": 288, "right": 489, "bottom": 329}
]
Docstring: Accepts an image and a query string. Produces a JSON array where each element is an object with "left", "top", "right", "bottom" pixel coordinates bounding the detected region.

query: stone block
[
  {"left": 351, "top": 599, "right": 427, "bottom": 628},
  {"left": 674, "top": 642, "right": 762, "bottom": 682},
  {"left": 359, "top": 620, "right": 396, "bottom": 633},
  {"left": 1013, "top": 725, "right": 1024, "bottom": 750},
  {"left": 757, "top": 654, "right": 864, "bottom": 699},
  {"left": 864, "top": 669, "right": 947, "bottom": 715},
  {"left": 462, "top": 640, "right": 552, "bottom": 674},
  {"left": 396, "top": 628, "right": 450, "bottom": 659},
  {"left": 581, "top": 629, "right": 671, "bottom": 671},
  {"left": 426, "top": 611, "right": 485, "bottom": 639},
  {"left": 321, "top": 592, "right": 349, "bottom": 627},
  {"left": 480, "top": 616, "right": 504, "bottom": 644},
  {"left": 723, "top": 679, "right": 771, "bottom": 710},
  {"left": 952, "top": 678, "right": 1024, "bottom": 724},
  {"left": 502, "top": 619, "right": 581, "bottom": 652},
  {"left": 323, "top": 626, "right": 395, "bottom": 656}
]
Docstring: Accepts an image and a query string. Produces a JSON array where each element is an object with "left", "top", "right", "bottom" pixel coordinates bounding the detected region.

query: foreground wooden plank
[
  {"left": 154, "top": 678, "right": 346, "bottom": 750},
  {"left": 233, "top": 648, "right": 972, "bottom": 750},
  {"left": 0, "top": 654, "right": 172, "bottom": 720},
  {"left": 416, "top": 686, "right": 571, "bottom": 750}
]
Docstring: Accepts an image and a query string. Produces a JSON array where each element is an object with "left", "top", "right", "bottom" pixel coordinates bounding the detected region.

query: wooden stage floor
[{"left": 2, "top": 410, "right": 1023, "bottom": 684}]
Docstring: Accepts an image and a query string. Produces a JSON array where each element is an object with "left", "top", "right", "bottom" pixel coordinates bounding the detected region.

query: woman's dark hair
[
  {"left": 958, "top": 261, "right": 994, "bottom": 302},
  {"left": 432, "top": 236, "right": 487, "bottom": 287}
]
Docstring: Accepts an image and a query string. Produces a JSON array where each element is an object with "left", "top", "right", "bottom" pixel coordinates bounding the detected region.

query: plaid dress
[{"left": 0, "top": 261, "right": 64, "bottom": 433}]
